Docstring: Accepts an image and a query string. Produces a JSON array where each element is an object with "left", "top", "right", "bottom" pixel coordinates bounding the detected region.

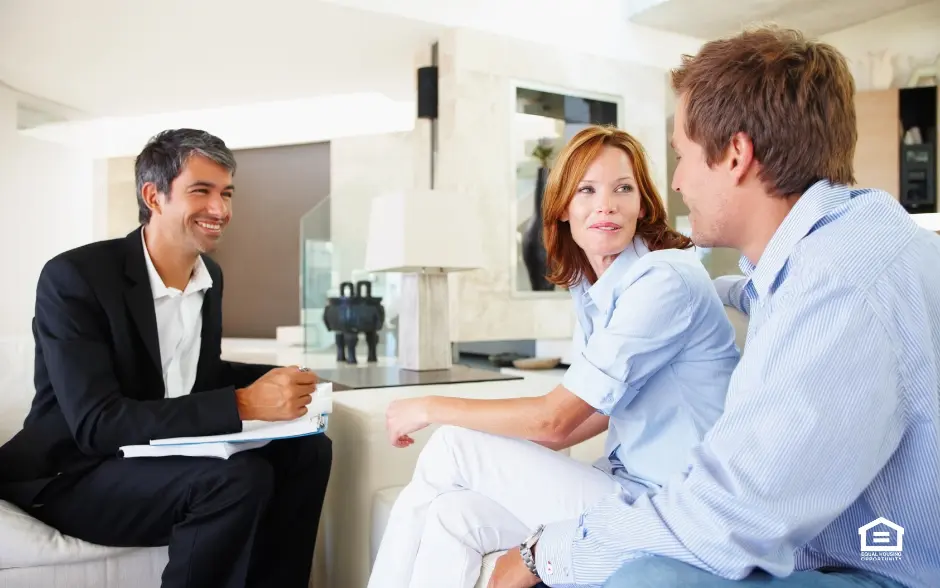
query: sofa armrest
[{"left": 567, "top": 432, "right": 607, "bottom": 464}]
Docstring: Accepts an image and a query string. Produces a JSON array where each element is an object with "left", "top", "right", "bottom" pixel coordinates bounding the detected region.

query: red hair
[{"left": 542, "top": 125, "right": 692, "bottom": 288}]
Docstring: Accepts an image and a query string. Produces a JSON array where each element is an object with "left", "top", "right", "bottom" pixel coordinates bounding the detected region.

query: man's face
[
  {"left": 671, "top": 95, "right": 738, "bottom": 249},
  {"left": 148, "top": 154, "right": 233, "bottom": 254}
]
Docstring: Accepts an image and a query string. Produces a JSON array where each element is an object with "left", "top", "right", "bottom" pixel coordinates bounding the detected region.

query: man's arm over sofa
[{"left": 713, "top": 275, "right": 751, "bottom": 316}]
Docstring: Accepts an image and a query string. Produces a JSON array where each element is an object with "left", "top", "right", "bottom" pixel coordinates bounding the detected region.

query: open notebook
[{"left": 120, "top": 383, "right": 333, "bottom": 460}]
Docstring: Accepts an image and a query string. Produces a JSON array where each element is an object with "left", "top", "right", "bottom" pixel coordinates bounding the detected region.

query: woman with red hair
[{"left": 368, "top": 125, "right": 740, "bottom": 588}]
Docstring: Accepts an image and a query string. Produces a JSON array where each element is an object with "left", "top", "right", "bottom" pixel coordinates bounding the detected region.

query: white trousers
[{"left": 367, "top": 425, "right": 625, "bottom": 588}]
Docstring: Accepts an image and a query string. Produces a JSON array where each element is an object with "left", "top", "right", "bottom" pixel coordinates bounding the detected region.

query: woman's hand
[{"left": 386, "top": 397, "right": 432, "bottom": 447}]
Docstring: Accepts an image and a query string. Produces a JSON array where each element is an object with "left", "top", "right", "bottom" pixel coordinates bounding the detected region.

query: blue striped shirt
[{"left": 535, "top": 181, "right": 940, "bottom": 587}]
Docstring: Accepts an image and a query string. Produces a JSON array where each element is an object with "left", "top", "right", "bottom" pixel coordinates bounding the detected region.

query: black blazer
[{"left": 0, "top": 227, "right": 273, "bottom": 507}]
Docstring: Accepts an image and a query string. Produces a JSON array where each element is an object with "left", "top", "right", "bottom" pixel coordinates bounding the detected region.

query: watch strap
[{"left": 519, "top": 525, "right": 544, "bottom": 578}]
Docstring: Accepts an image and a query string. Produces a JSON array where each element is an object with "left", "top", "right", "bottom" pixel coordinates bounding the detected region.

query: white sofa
[
  {"left": 0, "top": 308, "right": 749, "bottom": 588},
  {"left": 0, "top": 336, "right": 172, "bottom": 587},
  {"left": 0, "top": 338, "right": 595, "bottom": 588}
]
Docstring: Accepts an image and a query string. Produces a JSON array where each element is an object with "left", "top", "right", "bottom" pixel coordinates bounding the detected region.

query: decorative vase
[
  {"left": 521, "top": 166, "right": 553, "bottom": 291},
  {"left": 322, "top": 280, "right": 386, "bottom": 364}
]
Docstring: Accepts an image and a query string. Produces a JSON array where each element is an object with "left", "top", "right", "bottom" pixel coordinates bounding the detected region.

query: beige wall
[
  {"left": 821, "top": 2, "right": 940, "bottom": 92},
  {"left": 0, "top": 87, "right": 96, "bottom": 338},
  {"left": 212, "top": 142, "right": 331, "bottom": 338},
  {"left": 106, "top": 156, "right": 139, "bottom": 239},
  {"left": 329, "top": 130, "right": 424, "bottom": 283},
  {"left": 432, "top": 28, "right": 672, "bottom": 343}
]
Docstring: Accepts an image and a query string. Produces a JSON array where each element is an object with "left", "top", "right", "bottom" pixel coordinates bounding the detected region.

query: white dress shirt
[{"left": 141, "top": 232, "right": 213, "bottom": 398}]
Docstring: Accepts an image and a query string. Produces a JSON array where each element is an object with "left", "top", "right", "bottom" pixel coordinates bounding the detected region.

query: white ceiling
[
  {"left": 8, "top": 0, "right": 918, "bottom": 129},
  {"left": 0, "top": 0, "right": 441, "bottom": 119},
  {"left": 627, "top": 0, "right": 936, "bottom": 39}
]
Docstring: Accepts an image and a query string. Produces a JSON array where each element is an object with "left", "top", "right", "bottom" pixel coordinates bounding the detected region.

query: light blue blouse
[{"left": 564, "top": 238, "right": 739, "bottom": 495}]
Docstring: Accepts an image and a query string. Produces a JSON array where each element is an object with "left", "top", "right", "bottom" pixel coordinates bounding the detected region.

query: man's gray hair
[{"left": 134, "top": 128, "right": 237, "bottom": 224}]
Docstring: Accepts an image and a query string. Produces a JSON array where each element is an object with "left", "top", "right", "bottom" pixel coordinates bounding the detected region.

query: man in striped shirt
[{"left": 487, "top": 25, "right": 938, "bottom": 588}]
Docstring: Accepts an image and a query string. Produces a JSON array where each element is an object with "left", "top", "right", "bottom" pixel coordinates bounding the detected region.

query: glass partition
[{"left": 299, "top": 196, "right": 400, "bottom": 358}]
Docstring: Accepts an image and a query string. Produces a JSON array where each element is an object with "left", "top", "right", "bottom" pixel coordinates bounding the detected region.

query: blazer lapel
[
  {"left": 193, "top": 258, "right": 221, "bottom": 390},
  {"left": 124, "top": 227, "right": 162, "bottom": 374}
]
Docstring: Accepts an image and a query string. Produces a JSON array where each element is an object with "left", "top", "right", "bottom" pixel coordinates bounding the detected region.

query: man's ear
[
  {"left": 141, "top": 182, "right": 162, "bottom": 217},
  {"left": 727, "top": 132, "right": 755, "bottom": 184}
]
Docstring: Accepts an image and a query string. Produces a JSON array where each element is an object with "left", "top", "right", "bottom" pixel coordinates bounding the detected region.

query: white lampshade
[{"left": 363, "top": 189, "right": 486, "bottom": 273}]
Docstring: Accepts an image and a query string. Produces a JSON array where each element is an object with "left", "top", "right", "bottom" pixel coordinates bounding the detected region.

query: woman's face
[{"left": 563, "top": 145, "right": 643, "bottom": 260}]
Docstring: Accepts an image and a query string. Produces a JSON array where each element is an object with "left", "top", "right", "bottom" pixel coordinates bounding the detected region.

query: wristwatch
[{"left": 519, "top": 524, "right": 544, "bottom": 579}]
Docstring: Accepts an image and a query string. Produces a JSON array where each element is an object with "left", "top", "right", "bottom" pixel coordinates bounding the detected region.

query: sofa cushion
[
  {"left": 0, "top": 336, "right": 172, "bottom": 579},
  {"left": 0, "top": 498, "right": 150, "bottom": 569},
  {"left": 478, "top": 551, "right": 502, "bottom": 588},
  {"left": 371, "top": 485, "right": 504, "bottom": 588},
  {"left": 371, "top": 486, "right": 402, "bottom": 565},
  {"left": 0, "top": 545, "right": 168, "bottom": 587},
  {"left": 0, "top": 336, "right": 35, "bottom": 444}
]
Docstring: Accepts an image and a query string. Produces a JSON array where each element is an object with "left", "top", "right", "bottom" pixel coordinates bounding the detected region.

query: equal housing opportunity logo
[{"left": 858, "top": 517, "right": 903, "bottom": 562}]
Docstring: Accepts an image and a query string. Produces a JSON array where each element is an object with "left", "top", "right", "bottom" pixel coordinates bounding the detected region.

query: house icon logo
[{"left": 858, "top": 517, "right": 904, "bottom": 554}]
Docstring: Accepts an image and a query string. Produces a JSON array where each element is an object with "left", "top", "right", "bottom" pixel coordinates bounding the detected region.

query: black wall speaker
[
  {"left": 417, "top": 66, "right": 438, "bottom": 120},
  {"left": 900, "top": 145, "right": 936, "bottom": 213},
  {"left": 898, "top": 86, "right": 937, "bottom": 213}
]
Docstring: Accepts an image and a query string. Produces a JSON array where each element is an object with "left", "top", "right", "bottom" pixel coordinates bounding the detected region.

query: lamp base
[{"left": 399, "top": 272, "right": 452, "bottom": 371}]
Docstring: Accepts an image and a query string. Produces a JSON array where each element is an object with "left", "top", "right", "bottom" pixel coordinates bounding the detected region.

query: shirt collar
[
  {"left": 141, "top": 230, "right": 213, "bottom": 299},
  {"left": 740, "top": 180, "right": 851, "bottom": 300},
  {"left": 574, "top": 237, "right": 649, "bottom": 315}
]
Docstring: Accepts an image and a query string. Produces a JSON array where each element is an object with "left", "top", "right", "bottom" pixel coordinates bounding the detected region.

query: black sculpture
[
  {"left": 521, "top": 165, "right": 553, "bottom": 291},
  {"left": 322, "top": 280, "right": 386, "bottom": 364}
]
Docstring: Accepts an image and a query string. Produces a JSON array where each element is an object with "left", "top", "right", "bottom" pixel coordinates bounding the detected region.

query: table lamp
[{"left": 363, "top": 189, "right": 486, "bottom": 371}]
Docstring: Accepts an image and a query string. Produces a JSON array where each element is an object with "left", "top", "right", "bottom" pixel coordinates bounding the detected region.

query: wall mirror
[{"left": 510, "top": 82, "right": 621, "bottom": 296}]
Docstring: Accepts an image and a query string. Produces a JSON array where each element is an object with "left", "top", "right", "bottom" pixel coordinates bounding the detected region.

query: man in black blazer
[{"left": 0, "top": 129, "right": 332, "bottom": 588}]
